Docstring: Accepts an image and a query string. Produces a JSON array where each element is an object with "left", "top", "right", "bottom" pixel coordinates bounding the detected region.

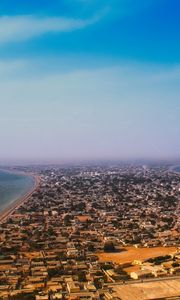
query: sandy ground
[
  {"left": 112, "top": 279, "right": 180, "bottom": 300},
  {"left": 77, "top": 215, "right": 91, "bottom": 222},
  {"left": 97, "top": 246, "right": 178, "bottom": 265},
  {"left": 124, "top": 265, "right": 140, "bottom": 273}
]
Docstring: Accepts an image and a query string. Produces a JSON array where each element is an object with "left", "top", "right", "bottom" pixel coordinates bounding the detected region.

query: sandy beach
[{"left": 0, "top": 172, "right": 40, "bottom": 224}]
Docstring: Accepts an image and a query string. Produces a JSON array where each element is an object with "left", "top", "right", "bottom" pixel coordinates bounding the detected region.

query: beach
[
  {"left": 169, "top": 165, "right": 180, "bottom": 174},
  {"left": 0, "top": 172, "right": 40, "bottom": 224}
]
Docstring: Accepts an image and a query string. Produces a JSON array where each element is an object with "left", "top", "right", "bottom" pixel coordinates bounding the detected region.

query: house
[
  {"left": 67, "top": 282, "right": 80, "bottom": 293},
  {"left": 52, "top": 292, "right": 63, "bottom": 299},
  {"left": 36, "top": 295, "right": 49, "bottom": 300},
  {"left": 130, "top": 269, "right": 153, "bottom": 280}
]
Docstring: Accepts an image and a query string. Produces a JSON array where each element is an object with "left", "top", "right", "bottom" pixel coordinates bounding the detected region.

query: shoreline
[
  {"left": 168, "top": 165, "right": 180, "bottom": 175},
  {"left": 0, "top": 171, "right": 40, "bottom": 224}
]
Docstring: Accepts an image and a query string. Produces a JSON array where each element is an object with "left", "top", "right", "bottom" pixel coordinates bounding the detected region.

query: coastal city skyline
[
  {"left": 0, "top": 164, "right": 179, "bottom": 300},
  {"left": 0, "top": 0, "right": 180, "bottom": 164},
  {"left": 0, "top": 2, "right": 180, "bottom": 299}
]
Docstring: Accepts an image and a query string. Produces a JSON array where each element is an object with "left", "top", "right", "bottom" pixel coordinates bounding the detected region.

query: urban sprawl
[{"left": 0, "top": 165, "right": 180, "bottom": 300}]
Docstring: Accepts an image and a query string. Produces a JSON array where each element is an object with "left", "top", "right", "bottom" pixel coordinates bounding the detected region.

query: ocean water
[
  {"left": 0, "top": 170, "right": 35, "bottom": 212},
  {"left": 174, "top": 166, "right": 180, "bottom": 173}
]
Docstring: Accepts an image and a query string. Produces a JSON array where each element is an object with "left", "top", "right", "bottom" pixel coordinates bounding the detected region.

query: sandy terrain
[
  {"left": 77, "top": 215, "right": 91, "bottom": 222},
  {"left": 112, "top": 279, "right": 180, "bottom": 300},
  {"left": 97, "top": 246, "right": 177, "bottom": 265},
  {"left": 124, "top": 265, "right": 140, "bottom": 273}
]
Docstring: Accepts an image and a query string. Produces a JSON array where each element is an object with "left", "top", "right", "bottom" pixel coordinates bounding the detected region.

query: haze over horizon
[{"left": 0, "top": 0, "right": 180, "bottom": 164}]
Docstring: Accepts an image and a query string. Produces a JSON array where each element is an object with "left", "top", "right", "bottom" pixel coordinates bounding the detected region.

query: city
[
  {"left": 0, "top": 164, "right": 179, "bottom": 299},
  {"left": 0, "top": 0, "right": 180, "bottom": 299}
]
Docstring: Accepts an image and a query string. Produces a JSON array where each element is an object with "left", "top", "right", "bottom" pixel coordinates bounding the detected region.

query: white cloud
[
  {"left": 0, "top": 60, "right": 29, "bottom": 78},
  {"left": 0, "top": 0, "right": 156, "bottom": 45},
  {"left": 0, "top": 14, "right": 99, "bottom": 44},
  {"left": 66, "top": 0, "right": 156, "bottom": 18}
]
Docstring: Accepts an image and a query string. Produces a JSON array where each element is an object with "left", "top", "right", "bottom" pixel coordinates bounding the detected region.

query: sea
[
  {"left": 174, "top": 166, "right": 180, "bottom": 173},
  {"left": 0, "top": 170, "right": 35, "bottom": 212}
]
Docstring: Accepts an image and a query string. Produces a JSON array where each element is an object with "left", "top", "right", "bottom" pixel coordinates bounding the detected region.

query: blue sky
[{"left": 0, "top": 0, "right": 180, "bottom": 163}]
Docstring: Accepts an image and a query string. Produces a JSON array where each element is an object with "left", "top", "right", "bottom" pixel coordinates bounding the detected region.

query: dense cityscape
[{"left": 0, "top": 164, "right": 179, "bottom": 300}]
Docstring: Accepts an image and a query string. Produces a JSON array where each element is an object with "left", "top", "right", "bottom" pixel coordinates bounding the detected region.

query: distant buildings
[{"left": 0, "top": 164, "right": 179, "bottom": 299}]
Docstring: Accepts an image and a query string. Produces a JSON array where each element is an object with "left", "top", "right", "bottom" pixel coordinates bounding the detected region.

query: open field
[
  {"left": 97, "top": 246, "right": 178, "bottom": 265},
  {"left": 77, "top": 215, "right": 91, "bottom": 222},
  {"left": 111, "top": 279, "right": 180, "bottom": 300}
]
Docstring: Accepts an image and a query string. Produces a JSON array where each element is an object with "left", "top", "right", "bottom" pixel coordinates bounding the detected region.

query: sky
[{"left": 0, "top": 0, "right": 180, "bottom": 164}]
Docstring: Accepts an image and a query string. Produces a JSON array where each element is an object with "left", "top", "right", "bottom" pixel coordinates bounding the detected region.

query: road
[{"left": 105, "top": 275, "right": 180, "bottom": 286}]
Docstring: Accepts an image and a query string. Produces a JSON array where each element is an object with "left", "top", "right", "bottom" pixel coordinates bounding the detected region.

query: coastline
[
  {"left": 169, "top": 165, "right": 180, "bottom": 175},
  {"left": 0, "top": 172, "right": 40, "bottom": 224}
]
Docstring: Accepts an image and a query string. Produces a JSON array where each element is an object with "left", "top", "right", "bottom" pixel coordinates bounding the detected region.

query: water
[
  {"left": 0, "top": 170, "right": 35, "bottom": 212},
  {"left": 173, "top": 166, "right": 180, "bottom": 173}
]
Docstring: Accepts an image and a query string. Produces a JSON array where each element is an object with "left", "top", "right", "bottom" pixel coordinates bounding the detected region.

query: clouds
[
  {"left": 0, "top": 0, "right": 179, "bottom": 163},
  {"left": 66, "top": 0, "right": 156, "bottom": 17},
  {"left": 0, "top": 14, "right": 99, "bottom": 44},
  {"left": 0, "top": 0, "right": 157, "bottom": 45},
  {"left": 0, "top": 60, "right": 30, "bottom": 79}
]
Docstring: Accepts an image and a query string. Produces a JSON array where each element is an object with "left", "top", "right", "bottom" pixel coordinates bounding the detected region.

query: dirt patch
[
  {"left": 124, "top": 265, "right": 140, "bottom": 274},
  {"left": 97, "top": 246, "right": 177, "bottom": 265},
  {"left": 77, "top": 215, "right": 91, "bottom": 222}
]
